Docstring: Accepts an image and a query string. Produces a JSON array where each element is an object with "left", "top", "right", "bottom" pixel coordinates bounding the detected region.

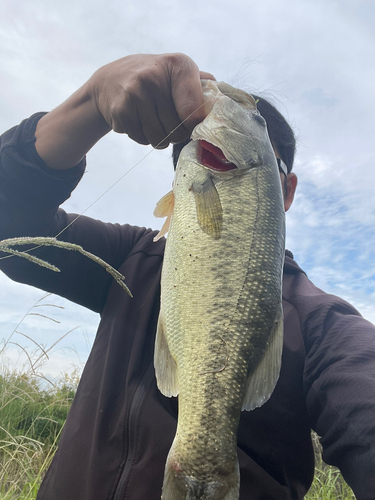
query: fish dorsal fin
[
  {"left": 154, "top": 312, "right": 179, "bottom": 397},
  {"left": 242, "top": 306, "right": 283, "bottom": 411},
  {"left": 153, "top": 190, "right": 175, "bottom": 242},
  {"left": 191, "top": 177, "right": 222, "bottom": 239}
]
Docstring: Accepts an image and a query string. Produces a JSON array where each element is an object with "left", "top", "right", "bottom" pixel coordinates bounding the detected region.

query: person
[{"left": 0, "top": 53, "right": 374, "bottom": 500}]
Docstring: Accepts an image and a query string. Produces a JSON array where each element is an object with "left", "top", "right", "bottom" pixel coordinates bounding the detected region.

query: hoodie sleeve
[
  {"left": 0, "top": 114, "right": 150, "bottom": 313},
  {"left": 286, "top": 264, "right": 375, "bottom": 500}
]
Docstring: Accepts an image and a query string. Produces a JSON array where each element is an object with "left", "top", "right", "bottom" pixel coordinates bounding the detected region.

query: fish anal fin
[
  {"left": 242, "top": 307, "right": 283, "bottom": 411},
  {"left": 191, "top": 177, "right": 222, "bottom": 239},
  {"left": 154, "top": 312, "right": 179, "bottom": 397}
]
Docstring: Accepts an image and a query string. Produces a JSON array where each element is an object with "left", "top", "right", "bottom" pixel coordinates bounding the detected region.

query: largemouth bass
[{"left": 153, "top": 80, "right": 285, "bottom": 500}]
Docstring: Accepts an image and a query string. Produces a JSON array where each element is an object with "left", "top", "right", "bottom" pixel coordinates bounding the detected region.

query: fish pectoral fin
[
  {"left": 191, "top": 176, "right": 223, "bottom": 239},
  {"left": 153, "top": 190, "right": 175, "bottom": 241},
  {"left": 242, "top": 307, "right": 283, "bottom": 411},
  {"left": 154, "top": 312, "right": 179, "bottom": 397},
  {"left": 154, "top": 190, "right": 175, "bottom": 218}
]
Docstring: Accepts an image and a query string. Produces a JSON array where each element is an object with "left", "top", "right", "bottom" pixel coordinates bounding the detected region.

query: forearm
[
  {"left": 35, "top": 82, "right": 110, "bottom": 170},
  {"left": 0, "top": 113, "right": 141, "bottom": 313},
  {"left": 0, "top": 112, "right": 86, "bottom": 241},
  {"left": 35, "top": 53, "right": 212, "bottom": 170}
]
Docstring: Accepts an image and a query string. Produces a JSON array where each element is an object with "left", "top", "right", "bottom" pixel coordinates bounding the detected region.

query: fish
[{"left": 153, "top": 80, "right": 285, "bottom": 500}]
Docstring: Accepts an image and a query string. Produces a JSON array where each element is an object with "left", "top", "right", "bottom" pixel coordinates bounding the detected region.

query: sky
[{"left": 0, "top": 0, "right": 374, "bottom": 382}]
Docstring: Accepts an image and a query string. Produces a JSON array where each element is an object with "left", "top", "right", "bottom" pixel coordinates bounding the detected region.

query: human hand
[{"left": 88, "top": 53, "right": 215, "bottom": 148}]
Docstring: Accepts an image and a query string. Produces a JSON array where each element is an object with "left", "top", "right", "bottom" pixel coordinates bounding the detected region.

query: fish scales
[{"left": 154, "top": 81, "right": 285, "bottom": 500}]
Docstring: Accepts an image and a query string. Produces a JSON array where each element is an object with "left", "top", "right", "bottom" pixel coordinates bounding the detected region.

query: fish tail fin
[{"left": 162, "top": 448, "right": 240, "bottom": 500}]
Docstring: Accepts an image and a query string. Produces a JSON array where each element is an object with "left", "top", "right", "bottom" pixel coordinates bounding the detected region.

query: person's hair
[{"left": 172, "top": 94, "right": 296, "bottom": 173}]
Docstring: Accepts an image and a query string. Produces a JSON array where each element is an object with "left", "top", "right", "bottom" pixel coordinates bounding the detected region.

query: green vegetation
[
  {"left": 305, "top": 433, "right": 355, "bottom": 500},
  {"left": 0, "top": 372, "right": 356, "bottom": 500},
  {"left": 0, "top": 237, "right": 132, "bottom": 296},
  {"left": 0, "top": 294, "right": 80, "bottom": 499},
  {"left": 0, "top": 295, "right": 355, "bottom": 500},
  {"left": 0, "top": 370, "right": 78, "bottom": 499}
]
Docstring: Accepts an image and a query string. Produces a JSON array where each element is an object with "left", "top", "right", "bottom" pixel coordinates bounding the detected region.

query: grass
[
  {"left": 305, "top": 432, "right": 355, "bottom": 500},
  {"left": 0, "top": 294, "right": 80, "bottom": 499},
  {"left": 0, "top": 296, "right": 355, "bottom": 500},
  {"left": 0, "top": 371, "right": 78, "bottom": 499},
  {"left": 0, "top": 375, "right": 356, "bottom": 500}
]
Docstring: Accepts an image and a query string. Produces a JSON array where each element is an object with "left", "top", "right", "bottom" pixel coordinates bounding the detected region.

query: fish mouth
[{"left": 199, "top": 140, "right": 237, "bottom": 172}]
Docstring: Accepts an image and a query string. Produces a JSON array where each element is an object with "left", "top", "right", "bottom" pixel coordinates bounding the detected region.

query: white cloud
[{"left": 1, "top": 0, "right": 375, "bottom": 377}]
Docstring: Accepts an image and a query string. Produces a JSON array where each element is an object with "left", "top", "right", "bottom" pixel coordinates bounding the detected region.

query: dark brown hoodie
[{"left": 1, "top": 114, "right": 375, "bottom": 500}]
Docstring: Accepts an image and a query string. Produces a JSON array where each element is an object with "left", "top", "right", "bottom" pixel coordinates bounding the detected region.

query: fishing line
[
  {"left": 0, "top": 98, "right": 209, "bottom": 261},
  {"left": 54, "top": 99, "right": 208, "bottom": 239},
  {"left": 1, "top": 86, "right": 244, "bottom": 259}
]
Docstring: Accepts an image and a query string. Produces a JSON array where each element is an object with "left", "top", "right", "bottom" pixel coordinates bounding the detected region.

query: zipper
[{"left": 113, "top": 361, "right": 155, "bottom": 500}]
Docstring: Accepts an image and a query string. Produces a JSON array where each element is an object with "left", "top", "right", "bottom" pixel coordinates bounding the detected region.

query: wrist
[{"left": 35, "top": 83, "right": 111, "bottom": 170}]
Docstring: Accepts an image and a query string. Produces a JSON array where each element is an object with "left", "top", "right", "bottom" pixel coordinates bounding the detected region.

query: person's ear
[{"left": 284, "top": 173, "right": 297, "bottom": 212}]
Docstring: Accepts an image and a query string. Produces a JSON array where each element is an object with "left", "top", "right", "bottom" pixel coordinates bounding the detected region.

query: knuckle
[
  {"left": 164, "top": 52, "right": 188, "bottom": 65},
  {"left": 164, "top": 53, "right": 197, "bottom": 76},
  {"left": 108, "top": 99, "right": 128, "bottom": 133}
]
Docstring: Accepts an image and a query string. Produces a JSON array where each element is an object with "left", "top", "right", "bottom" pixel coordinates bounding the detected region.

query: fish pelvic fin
[
  {"left": 153, "top": 190, "right": 175, "bottom": 241},
  {"left": 191, "top": 176, "right": 222, "bottom": 239},
  {"left": 162, "top": 452, "right": 240, "bottom": 500},
  {"left": 154, "top": 312, "right": 179, "bottom": 397},
  {"left": 242, "top": 306, "right": 283, "bottom": 411},
  {"left": 153, "top": 214, "right": 172, "bottom": 242}
]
